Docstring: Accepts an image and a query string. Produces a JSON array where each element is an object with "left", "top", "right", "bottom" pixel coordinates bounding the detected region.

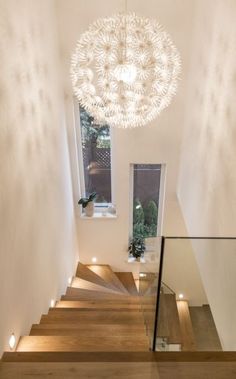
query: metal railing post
[{"left": 152, "top": 236, "right": 165, "bottom": 351}]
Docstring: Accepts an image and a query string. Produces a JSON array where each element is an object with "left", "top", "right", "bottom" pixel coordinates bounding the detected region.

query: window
[
  {"left": 132, "top": 164, "right": 162, "bottom": 239},
  {"left": 79, "top": 106, "right": 112, "bottom": 206}
]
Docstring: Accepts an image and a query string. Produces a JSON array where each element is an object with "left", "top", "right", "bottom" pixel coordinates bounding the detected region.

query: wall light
[
  {"left": 68, "top": 277, "right": 72, "bottom": 286},
  {"left": 50, "top": 299, "right": 56, "bottom": 308},
  {"left": 9, "top": 333, "right": 16, "bottom": 350},
  {"left": 92, "top": 257, "right": 97, "bottom": 263},
  {"left": 178, "top": 293, "right": 184, "bottom": 299}
]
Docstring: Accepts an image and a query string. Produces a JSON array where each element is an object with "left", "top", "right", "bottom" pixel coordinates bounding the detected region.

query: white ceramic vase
[{"left": 84, "top": 201, "right": 94, "bottom": 217}]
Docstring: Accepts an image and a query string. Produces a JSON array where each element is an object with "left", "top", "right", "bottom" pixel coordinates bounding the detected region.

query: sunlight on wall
[
  {"left": 178, "top": 0, "right": 236, "bottom": 350},
  {"left": 0, "top": 0, "right": 78, "bottom": 356}
]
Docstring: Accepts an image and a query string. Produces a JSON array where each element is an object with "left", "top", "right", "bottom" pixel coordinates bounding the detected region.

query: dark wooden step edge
[{"left": 2, "top": 351, "right": 236, "bottom": 363}]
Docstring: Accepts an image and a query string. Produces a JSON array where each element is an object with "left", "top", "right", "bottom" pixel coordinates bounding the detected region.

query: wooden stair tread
[
  {"left": 30, "top": 328, "right": 146, "bottom": 337},
  {"left": 86, "top": 265, "right": 129, "bottom": 294},
  {"left": 177, "top": 300, "right": 196, "bottom": 351},
  {"left": 40, "top": 309, "right": 144, "bottom": 324},
  {"left": 114, "top": 272, "right": 139, "bottom": 295},
  {"left": 56, "top": 301, "right": 141, "bottom": 309},
  {"left": 76, "top": 262, "right": 117, "bottom": 291},
  {"left": 16, "top": 336, "right": 149, "bottom": 352},
  {"left": 71, "top": 277, "right": 123, "bottom": 294},
  {"left": 64, "top": 287, "right": 135, "bottom": 300},
  {"left": 3, "top": 351, "right": 236, "bottom": 363}
]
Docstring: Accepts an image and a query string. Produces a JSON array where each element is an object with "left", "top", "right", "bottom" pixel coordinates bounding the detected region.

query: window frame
[{"left": 74, "top": 101, "right": 115, "bottom": 216}]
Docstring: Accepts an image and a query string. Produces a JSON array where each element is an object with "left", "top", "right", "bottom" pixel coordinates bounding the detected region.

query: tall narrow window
[
  {"left": 132, "top": 164, "right": 162, "bottom": 239},
  {"left": 79, "top": 107, "right": 112, "bottom": 205}
]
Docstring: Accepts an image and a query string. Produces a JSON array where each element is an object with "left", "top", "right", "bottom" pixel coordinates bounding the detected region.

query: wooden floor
[{"left": 1, "top": 359, "right": 236, "bottom": 378}]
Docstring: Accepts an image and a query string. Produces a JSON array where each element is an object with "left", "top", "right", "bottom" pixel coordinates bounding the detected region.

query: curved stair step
[
  {"left": 76, "top": 262, "right": 118, "bottom": 291},
  {"left": 114, "top": 272, "right": 139, "bottom": 295},
  {"left": 71, "top": 277, "right": 123, "bottom": 294},
  {"left": 63, "top": 287, "right": 136, "bottom": 301},
  {"left": 86, "top": 265, "right": 130, "bottom": 294}
]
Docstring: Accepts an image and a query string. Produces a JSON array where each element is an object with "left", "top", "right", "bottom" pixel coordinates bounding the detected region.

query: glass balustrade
[{"left": 152, "top": 237, "right": 236, "bottom": 352}]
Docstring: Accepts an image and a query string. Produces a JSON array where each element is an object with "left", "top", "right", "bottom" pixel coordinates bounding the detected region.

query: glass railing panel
[
  {"left": 138, "top": 236, "right": 162, "bottom": 349},
  {"left": 155, "top": 237, "right": 236, "bottom": 352}
]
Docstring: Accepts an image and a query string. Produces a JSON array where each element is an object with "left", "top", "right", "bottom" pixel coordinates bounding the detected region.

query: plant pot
[{"left": 84, "top": 202, "right": 94, "bottom": 217}]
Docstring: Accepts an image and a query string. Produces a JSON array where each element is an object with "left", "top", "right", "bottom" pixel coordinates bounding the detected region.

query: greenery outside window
[
  {"left": 79, "top": 106, "right": 112, "bottom": 209},
  {"left": 132, "top": 164, "right": 162, "bottom": 239}
]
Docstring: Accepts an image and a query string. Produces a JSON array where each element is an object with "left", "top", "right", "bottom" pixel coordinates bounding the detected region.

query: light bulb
[{"left": 114, "top": 64, "right": 137, "bottom": 84}]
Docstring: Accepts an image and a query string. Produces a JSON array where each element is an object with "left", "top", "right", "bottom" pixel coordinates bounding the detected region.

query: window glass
[
  {"left": 133, "top": 164, "right": 161, "bottom": 238},
  {"left": 80, "top": 107, "right": 111, "bottom": 204}
]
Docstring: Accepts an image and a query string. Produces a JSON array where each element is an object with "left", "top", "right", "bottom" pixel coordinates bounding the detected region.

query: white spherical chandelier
[{"left": 71, "top": 13, "right": 181, "bottom": 129}]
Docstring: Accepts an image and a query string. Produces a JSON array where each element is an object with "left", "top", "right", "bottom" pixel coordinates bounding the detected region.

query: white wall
[
  {"left": 56, "top": 0, "right": 197, "bottom": 271},
  {"left": 178, "top": 0, "right": 236, "bottom": 349},
  {"left": 0, "top": 0, "right": 78, "bottom": 356}
]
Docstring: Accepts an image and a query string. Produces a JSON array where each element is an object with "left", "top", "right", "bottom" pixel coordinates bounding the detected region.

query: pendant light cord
[{"left": 124, "top": 0, "right": 127, "bottom": 63}]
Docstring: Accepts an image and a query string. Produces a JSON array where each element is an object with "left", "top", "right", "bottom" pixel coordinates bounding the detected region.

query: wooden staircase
[
  {"left": 1, "top": 263, "right": 235, "bottom": 378},
  {"left": 12, "top": 263, "right": 149, "bottom": 353}
]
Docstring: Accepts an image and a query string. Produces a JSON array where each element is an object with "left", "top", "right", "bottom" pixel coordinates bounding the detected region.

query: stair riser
[
  {"left": 31, "top": 324, "right": 146, "bottom": 333},
  {"left": 52, "top": 307, "right": 142, "bottom": 312},
  {"left": 40, "top": 317, "right": 144, "bottom": 324},
  {"left": 56, "top": 301, "right": 141, "bottom": 309},
  {"left": 17, "top": 336, "right": 149, "bottom": 352},
  {"left": 61, "top": 295, "right": 140, "bottom": 303}
]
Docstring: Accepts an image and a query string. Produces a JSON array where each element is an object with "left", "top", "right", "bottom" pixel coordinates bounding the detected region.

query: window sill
[
  {"left": 80, "top": 212, "right": 117, "bottom": 220},
  {"left": 127, "top": 256, "right": 146, "bottom": 263}
]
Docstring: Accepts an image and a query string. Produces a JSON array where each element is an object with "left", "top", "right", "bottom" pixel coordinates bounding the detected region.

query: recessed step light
[
  {"left": 178, "top": 293, "right": 184, "bottom": 299},
  {"left": 9, "top": 333, "right": 16, "bottom": 350},
  {"left": 50, "top": 299, "right": 56, "bottom": 308},
  {"left": 139, "top": 273, "right": 146, "bottom": 278},
  {"left": 92, "top": 257, "right": 97, "bottom": 263}
]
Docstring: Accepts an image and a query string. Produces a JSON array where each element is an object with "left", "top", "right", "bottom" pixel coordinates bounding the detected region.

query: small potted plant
[
  {"left": 128, "top": 237, "right": 146, "bottom": 261},
  {"left": 78, "top": 192, "right": 97, "bottom": 217}
]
